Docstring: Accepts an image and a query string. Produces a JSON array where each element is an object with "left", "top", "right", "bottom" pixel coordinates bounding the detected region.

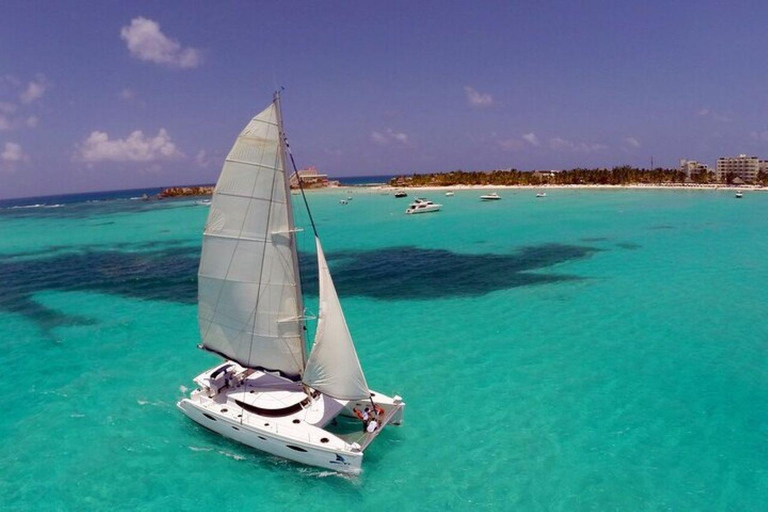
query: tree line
[{"left": 390, "top": 167, "right": 768, "bottom": 187}]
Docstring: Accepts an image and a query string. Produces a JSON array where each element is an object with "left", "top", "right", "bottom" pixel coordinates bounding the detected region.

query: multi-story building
[
  {"left": 289, "top": 166, "right": 337, "bottom": 188},
  {"left": 716, "top": 154, "right": 767, "bottom": 183},
  {"left": 679, "top": 159, "right": 710, "bottom": 178}
]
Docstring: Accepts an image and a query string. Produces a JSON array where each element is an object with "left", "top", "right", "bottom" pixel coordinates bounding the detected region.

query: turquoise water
[{"left": 1, "top": 189, "right": 766, "bottom": 510}]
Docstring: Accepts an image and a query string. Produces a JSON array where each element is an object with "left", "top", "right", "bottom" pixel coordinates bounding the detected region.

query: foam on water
[{"left": 0, "top": 188, "right": 766, "bottom": 510}]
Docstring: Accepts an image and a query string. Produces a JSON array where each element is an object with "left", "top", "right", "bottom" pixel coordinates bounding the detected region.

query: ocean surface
[{"left": 0, "top": 187, "right": 766, "bottom": 510}]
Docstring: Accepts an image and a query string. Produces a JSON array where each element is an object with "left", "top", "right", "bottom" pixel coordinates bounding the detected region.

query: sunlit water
[{"left": 0, "top": 188, "right": 766, "bottom": 510}]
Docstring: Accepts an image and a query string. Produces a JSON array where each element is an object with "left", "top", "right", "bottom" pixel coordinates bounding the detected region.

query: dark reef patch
[
  {"left": 580, "top": 237, "right": 609, "bottom": 242},
  {"left": 615, "top": 242, "right": 641, "bottom": 250},
  {"left": 300, "top": 243, "right": 602, "bottom": 300},
  {"left": 2, "top": 242, "right": 601, "bottom": 330}
]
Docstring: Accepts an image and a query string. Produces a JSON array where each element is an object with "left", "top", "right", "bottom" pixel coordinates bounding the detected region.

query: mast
[{"left": 274, "top": 91, "right": 308, "bottom": 367}]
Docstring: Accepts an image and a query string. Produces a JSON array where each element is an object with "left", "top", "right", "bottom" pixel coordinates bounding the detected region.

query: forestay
[
  {"left": 198, "top": 102, "right": 306, "bottom": 376},
  {"left": 303, "top": 238, "right": 370, "bottom": 400}
]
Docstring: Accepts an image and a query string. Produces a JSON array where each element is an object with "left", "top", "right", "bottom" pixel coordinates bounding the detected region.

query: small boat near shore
[
  {"left": 480, "top": 193, "right": 501, "bottom": 201},
  {"left": 405, "top": 198, "right": 442, "bottom": 214},
  {"left": 339, "top": 199, "right": 349, "bottom": 205},
  {"left": 735, "top": 192, "right": 743, "bottom": 198},
  {"left": 445, "top": 191, "right": 454, "bottom": 197},
  {"left": 536, "top": 192, "right": 546, "bottom": 198},
  {"left": 394, "top": 191, "right": 408, "bottom": 198}
]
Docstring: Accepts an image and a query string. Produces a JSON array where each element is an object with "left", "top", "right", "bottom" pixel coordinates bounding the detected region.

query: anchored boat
[{"left": 177, "top": 94, "right": 405, "bottom": 474}]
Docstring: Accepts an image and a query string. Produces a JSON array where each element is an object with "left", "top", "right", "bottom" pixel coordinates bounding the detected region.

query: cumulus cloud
[
  {"left": 194, "top": 149, "right": 210, "bottom": 167},
  {"left": 1, "top": 141, "right": 28, "bottom": 171},
  {"left": 1, "top": 142, "right": 24, "bottom": 162},
  {"left": 464, "top": 86, "right": 493, "bottom": 108},
  {"left": 20, "top": 76, "right": 48, "bottom": 104},
  {"left": 623, "top": 136, "right": 641, "bottom": 148},
  {"left": 697, "top": 107, "right": 731, "bottom": 123},
  {"left": 121, "top": 17, "right": 203, "bottom": 69},
  {"left": 522, "top": 132, "right": 540, "bottom": 146},
  {"left": 549, "top": 137, "right": 607, "bottom": 152},
  {"left": 371, "top": 128, "right": 409, "bottom": 146},
  {"left": 76, "top": 128, "right": 184, "bottom": 163},
  {"left": 497, "top": 138, "right": 524, "bottom": 151}
]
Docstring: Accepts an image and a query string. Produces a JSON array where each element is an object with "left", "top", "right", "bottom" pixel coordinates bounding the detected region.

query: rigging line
[{"left": 283, "top": 135, "right": 319, "bottom": 239}]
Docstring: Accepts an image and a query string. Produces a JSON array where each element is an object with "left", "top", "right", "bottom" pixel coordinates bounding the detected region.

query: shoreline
[{"left": 367, "top": 183, "right": 768, "bottom": 192}]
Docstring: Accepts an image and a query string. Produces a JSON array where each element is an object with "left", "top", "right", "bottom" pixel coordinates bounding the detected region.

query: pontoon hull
[
  {"left": 177, "top": 365, "right": 405, "bottom": 474},
  {"left": 178, "top": 398, "right": 364, "bottom": 474}
]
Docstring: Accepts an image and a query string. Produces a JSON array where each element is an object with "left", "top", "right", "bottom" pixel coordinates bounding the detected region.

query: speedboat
[
  {"left": 536, "top": 192, "right": 546, "bottom": 198},
  {"left": 394, "top": 191, "right": 408, "bottom": 198},
  {"left": 735, "top": 192, "right": 743, "bottom": 198},
  {"left": 339, "top": 199, "right": 349, "bottom": 205},
  {"left": 445, "top": 191, "right": 455, "bottom": 197},
  {"left": 480, "top": 192, "right": 501, "bottom": 201},
  {"left": 405, "top": 198, "right": 442, "bottom": 214}
]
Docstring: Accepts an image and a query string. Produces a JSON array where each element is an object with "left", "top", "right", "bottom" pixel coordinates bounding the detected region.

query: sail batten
[
  {"left": 302, "top": 238, "right": 370, "bottom": 400},
  {"left": 197, "top": 101, "right": 306, "bottom": 376}
]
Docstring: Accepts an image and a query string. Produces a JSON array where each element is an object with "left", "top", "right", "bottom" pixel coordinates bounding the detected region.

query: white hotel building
[{"left": 716, "top": 154, "right": 768, "bottom": 183}]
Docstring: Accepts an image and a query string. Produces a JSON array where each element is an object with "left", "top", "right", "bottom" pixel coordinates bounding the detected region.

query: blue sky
[{"left": 2, "top": 0, "right": 768, "bottom": 199}]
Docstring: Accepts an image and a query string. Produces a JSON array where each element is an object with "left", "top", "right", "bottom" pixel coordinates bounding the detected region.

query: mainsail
[
  {"left": 198, "top": 100, "right": 306, "bottom": 376},
  {"left": 303, "top": 238, "right": 370, "bottom": 400}
]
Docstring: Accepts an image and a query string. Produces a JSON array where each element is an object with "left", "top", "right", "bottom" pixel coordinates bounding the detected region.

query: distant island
[
  {"left": 158, "top": 185, "right": 215, "bottom": 198},
  {"left": 389, "top": 167, "right": 768, "bottom": 187}
]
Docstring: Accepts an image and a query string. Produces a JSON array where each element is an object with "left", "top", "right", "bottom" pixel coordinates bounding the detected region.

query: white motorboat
[
  {"left": 445, "top": 191, "right": 455, "bottom": 196},
  {"left": 480, "top": 192, "right": 501, "bottom": 200},
  {"left": 339, "top": 199, "right": 349, "bottom": 205},
  {"left": 405, "top": 198, "right": 442, "bottom": 214},
  {"left": 735, "top": 192, "right": 743, "bottom": 198},
  {"left": 178, "top": 94, "right": 405, "bottom": 475},
  {"left": 536, "top": 192, "right": 546, "bottom": 198},
  {"left": 394, "top": 191, "right": 408, "bottom": 198},
  {"left": 196, "top": 199, "right": 212, "bottom": 206}
]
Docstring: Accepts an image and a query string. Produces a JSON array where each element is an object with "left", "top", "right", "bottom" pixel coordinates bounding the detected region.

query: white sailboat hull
[{"left": 178, "top": 364, "right": 405, "bottom": 474}]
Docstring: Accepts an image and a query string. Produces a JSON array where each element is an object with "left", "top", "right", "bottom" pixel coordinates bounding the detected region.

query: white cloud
[
  {"left": 464, "top": 86, "right": 493, "bottom": 108},
  {"left": 549, "top": 137, "right": 607, "bottom": 152},
  {"left": 194, "top": 149, "right": 210, "bottom": 167},
  {"left": 121, "top": 17, "right": 203, "bottom": 69},
  {"left": 120, "top": 88, "right": 136, "bottom": 100},
  {"left": 697, "top": 107, "right": 731, "bottom": 123},
  {"left": 623, "top": 136, "right": 641, "bottom": 148},
  {"left": 522, "top": 132, "right": 540, "bottom": 146},
  {"left": 371, "top": 128, "right": 409, "bottom": 146},
  {"left": 1, "top": 142, "right": 24, "bottom": 162},
  {"left": 25, "top": 115, "right": 39, "bottom": 128},
  {"left": 76, "top": 128, "right": 184, "bottom": 163},
  {"left": 20, "top": 76, "right": 48, "bottom": 104},
  {"left": 497, "top": 138, "right": 524, "bottom": 151}
]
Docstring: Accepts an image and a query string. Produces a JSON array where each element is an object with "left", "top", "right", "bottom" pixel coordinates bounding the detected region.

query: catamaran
[{"left": 177, "top": 94, "right": 405, "bottom": 474}]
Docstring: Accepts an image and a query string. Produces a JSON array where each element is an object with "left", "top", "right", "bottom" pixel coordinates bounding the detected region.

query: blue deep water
[{"left": 0, "top": 188, "right": 766, "bottom": 510}]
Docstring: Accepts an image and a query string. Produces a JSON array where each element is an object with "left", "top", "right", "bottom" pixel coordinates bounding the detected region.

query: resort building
[
  {"left": 288, "top": 166, "right": 338, "bottom": 189},
  {"left": 679, "top": 159, "right": 710, "bottom": 179},
  {"left": 715, "top": 154, "right": 768, "bottom": 183}
]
